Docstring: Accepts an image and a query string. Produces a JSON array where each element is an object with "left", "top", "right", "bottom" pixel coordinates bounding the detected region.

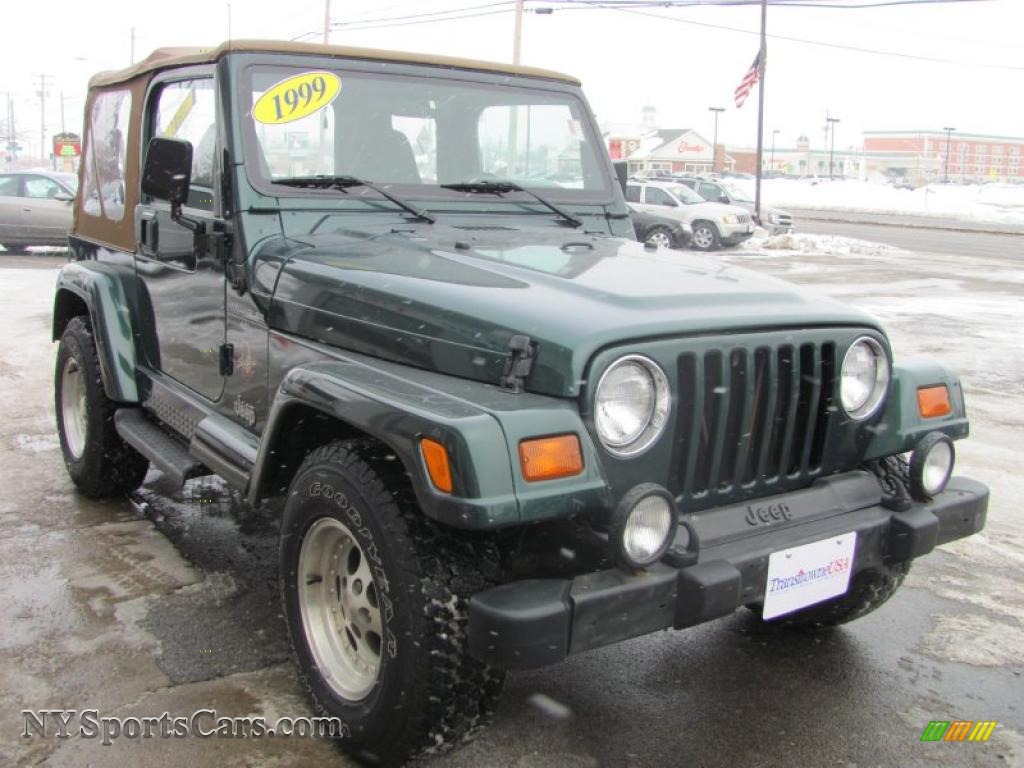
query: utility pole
[
  {"left": 512, "top": 0, "right": 524, "bottom": 64},
  {"left": 708, "top": 107, "right": 724, "bottom": 174},
  {"left": 943, "top": 126, "right": 955, "bottom": 183},
  {"left": 753, "top": 0, "right": 767, "bottom": 224},
  {"left": 770, "top": 128, "right": 779, "bottom": 172},
  {"left": 507, "top": 0, "right": 524, "bottom": 176},
  {"left": 323, "top": 0, "right": 331, "bottom": 44},
  {"left": 827, "top": 116, "right": 840, "bottom": 180},
  {"left": 34, "top": 73, "right": 51, "bottom": 165}
]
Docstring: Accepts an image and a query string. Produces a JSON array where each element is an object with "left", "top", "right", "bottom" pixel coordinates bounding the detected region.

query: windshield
[
  {"left": 722, "top": 183, "right": 753, "bottom": 202},
  {"left": 56, "top": 173, "right": 79, "bottom": 194},
  {"left": 666, "top": 185, "right": 705, "bottom": 205},
  {"left": 240, "top": 64, "right": 611, "bottom": 202}
]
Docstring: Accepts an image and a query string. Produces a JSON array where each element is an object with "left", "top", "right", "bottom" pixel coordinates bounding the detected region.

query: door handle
[{"left": 139, "top": 207, "right": 159, "bottom": 257}]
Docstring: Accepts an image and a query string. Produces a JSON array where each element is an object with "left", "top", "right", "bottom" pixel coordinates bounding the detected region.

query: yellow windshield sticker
[{"left": 252, "top": 71, "right": 341, "bottom": 125}]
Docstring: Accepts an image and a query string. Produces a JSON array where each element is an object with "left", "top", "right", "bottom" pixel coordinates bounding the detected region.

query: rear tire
[
  {"left": 691, "top": 221, "right": 720, "bottom": 251},
  {"left": 644, "top": 226, "right": 676, "bottom": 249},
  {"left": 279, "top": 440, "right": 504, "bottom": 766},
  {"left": 54, "top": 316, "right": 149, "bottom": 498}
]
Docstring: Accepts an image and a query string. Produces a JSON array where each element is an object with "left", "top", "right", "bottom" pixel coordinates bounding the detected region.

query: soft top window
[{"left": 82, "top": 89, "right": 132, "bottom": 221}]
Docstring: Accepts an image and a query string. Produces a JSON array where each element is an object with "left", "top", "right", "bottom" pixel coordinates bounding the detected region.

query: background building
[
  {"left": 605, "top": 124, "right": 735, "bottom": 176},
  {"left": 863, "top": 130, "right": 1024, "bottom": 184},
  {"left": 729, "top": 135, "right": 863, "bottom": 178}
]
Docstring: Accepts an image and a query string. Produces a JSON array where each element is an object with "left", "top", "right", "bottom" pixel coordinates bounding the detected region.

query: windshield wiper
[
  {"left": 274, "top": 175, "right": 435, "bottom": 224},
  {"left": 440, "top": 179, "right": 582, "bottom": 228}
]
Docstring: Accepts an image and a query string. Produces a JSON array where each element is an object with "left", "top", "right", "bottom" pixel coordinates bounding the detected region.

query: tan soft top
[{"left": 88, "top": 39, "right": 580, "bottom": 88}]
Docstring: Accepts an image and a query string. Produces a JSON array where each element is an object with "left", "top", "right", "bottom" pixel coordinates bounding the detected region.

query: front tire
[
  {"left": 54, "top": 316, "right": 149, "bottom": 498},
  {"left": 280, "top": 440, "right": 504, "bottom": 765},
  {"left": 753, "top": 560, "right": 911, "bottom": 630},
  {"left": 691, "top": 221, "right": 720, "bottom": 251}
]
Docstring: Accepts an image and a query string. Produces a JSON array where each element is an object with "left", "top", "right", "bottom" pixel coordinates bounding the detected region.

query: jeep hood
[
  {"left": 687, "top": 201, "right": 747, "bottom": 218},
  {"left": 256, "top": 223, "right": 881, "bottom": 397}
]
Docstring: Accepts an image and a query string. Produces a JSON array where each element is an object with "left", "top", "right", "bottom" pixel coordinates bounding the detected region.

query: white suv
[{"left": 625, "top": 179, "right": 754, "bottom": 251}]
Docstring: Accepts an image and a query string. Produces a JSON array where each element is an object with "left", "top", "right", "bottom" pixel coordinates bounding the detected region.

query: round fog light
[
  {"left": 610, "top": 484, "right": 675, "bottom": 569},
  {"left": 909, "top": 432, "right": 955, "bottom": 501}
]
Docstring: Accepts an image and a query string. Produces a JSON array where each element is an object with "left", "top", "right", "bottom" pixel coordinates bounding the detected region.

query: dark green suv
[{"left": 53, "top": 41, "right": 988, "bottom": 766}]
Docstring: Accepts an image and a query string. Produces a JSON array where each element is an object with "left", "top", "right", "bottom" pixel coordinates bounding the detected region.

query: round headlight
[
  {"left": 909, "top": 432, "right": 955, "bottom": 500},
  {"left": 611, "top": 484, "right": 676, "bottom": 569},
  {"left": 594, "top": 356, "right": 670, "bottom": 457},
  {"left": 840, "top": 337, "right": 890, "bottom": 420}
]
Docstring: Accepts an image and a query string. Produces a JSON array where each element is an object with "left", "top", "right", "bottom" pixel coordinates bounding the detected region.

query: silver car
[
  {"left": 625, "top": 179, "right": 754, "bottom": 251},
  {"left": 678, "top": 176, "right": 793, "bottom": 234},
  {"left": 0, "top": 170, "right": 77, "bottom": 251}
]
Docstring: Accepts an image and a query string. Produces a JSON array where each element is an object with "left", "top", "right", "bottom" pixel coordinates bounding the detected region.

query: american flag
[{"left": 734, "top": 49, "right": 765, "bottom": 109}]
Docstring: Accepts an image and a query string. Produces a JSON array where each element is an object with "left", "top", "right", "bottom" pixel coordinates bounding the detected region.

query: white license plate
[
  {"left": 762, "top": 532, "right": 857, "bottom": 620},
  {"left": 746, "top": 224, "right": 754, "bottom": 233}
]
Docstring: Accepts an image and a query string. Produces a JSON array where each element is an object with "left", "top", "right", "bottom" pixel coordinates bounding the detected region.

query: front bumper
[
  {"left": 468, "top": 472, "right": 988, "bottom": 670},
  {"left": 719, "top": 221, "right": 755, "bottom": 244}
]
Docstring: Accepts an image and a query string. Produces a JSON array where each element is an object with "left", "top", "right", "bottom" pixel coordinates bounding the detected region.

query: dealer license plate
[{"left": 762, "top": 532, "right": 857, "bottom": 620}]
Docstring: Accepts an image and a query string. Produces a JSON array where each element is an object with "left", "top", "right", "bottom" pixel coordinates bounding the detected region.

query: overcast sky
[{"left": 1, "top": 0, "right": 1021, "bottom": 158}]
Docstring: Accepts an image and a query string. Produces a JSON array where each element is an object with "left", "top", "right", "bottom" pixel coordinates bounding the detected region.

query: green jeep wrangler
[{"left": 53, "top": 40, "right": 988, "bottom": 765}]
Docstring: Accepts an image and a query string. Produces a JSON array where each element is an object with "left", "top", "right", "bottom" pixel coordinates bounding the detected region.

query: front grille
[
  {"left": 673, "top": 341, "right": 837, "bottom": 511},
  {"left": 774, "top": 214, "right": 793, "bottom": 226},
  {"left": 737, "top": 214, "right": 753, "bottom": 224}
]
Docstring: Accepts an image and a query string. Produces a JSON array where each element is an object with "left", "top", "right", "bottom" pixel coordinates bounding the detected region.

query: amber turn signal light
[
  {"left": 420, "top": 438, "right": 453, "bottom": 493},
  {"left": 519, "top": 434, "right": 584, "bottom": 482},
  {"left": 917, "top": 385, "right": 951, "bottom": 418}
]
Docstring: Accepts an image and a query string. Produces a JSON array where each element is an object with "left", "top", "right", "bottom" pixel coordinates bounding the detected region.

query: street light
[
  {"left": 943, "top": 126, "right": 956, "bottom": 183},
  {"left": 827, "top": 117, "right": 840, "bottom": 180},
  {"left": 770, "top": 129, "right": 780, "bottom": 172},
  {"left": 709, "top": 107, "right": 724, "bottom": 174}
]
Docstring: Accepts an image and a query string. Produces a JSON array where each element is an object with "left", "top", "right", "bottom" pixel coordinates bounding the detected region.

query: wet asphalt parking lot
[{"left": 0, "top": 225, "right": 1021, "bottom": 767}]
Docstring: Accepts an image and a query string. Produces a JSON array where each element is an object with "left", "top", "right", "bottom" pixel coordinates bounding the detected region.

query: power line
[
  {"left": 582, "top": 1, "right": 1022, "bottom": 70},
  {"left": 287, "top": 0, "right": 1016, "bottom": 70},
  {"left": 541, "top": 0, "right": 990, "bottom": 7},
  {"left": 332, "top": 0, "right": 515, "bottom": 26},
  {"left": 292, "top": 4, "right": 517, "bottom": 38}
]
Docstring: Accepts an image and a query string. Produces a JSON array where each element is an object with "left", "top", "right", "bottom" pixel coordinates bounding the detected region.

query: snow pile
[
  {"left": 730, "top": 178, "right": 1024, "bottom": 225},
  {"left": 740, "top": 232, "right": 906, "bottom": 257}
]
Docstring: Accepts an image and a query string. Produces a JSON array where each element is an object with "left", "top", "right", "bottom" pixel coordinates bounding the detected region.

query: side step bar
[
  {"left": 190, "top": 415, "right": 260, "bottom": 493},
  {"left": 114, "top": 409, "right": 209, "bottom": 487}
]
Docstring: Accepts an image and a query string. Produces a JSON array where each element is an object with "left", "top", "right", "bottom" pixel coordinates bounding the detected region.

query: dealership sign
[{"left": 52, "top": 132, "right": 82, "bottom": 158}]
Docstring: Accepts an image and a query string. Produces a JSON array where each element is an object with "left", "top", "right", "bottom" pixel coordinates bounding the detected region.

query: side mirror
[
  {"left": 142, "top": 137, "right": 192, "bottom": 205},
  {"left": 53, "top": 192, "right": 74, "bottom": 203},
  {"left": 718, "top": 194, "right": 730, "bottom": 204}
]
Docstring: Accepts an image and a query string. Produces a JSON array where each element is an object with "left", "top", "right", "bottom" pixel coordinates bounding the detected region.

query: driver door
[{"left": 134, "top": 72, "right": 226, "bottom": 402}]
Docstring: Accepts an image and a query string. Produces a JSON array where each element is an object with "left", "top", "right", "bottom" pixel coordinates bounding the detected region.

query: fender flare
[
  {"left": 863, "top": 360, "right": 970, "bottom": 460},
  {"left": 247, "top": 357, "right": 610, "bottom": 529},
  {"left": 52, "top": 261, "right": 140, "bottom": 403}
]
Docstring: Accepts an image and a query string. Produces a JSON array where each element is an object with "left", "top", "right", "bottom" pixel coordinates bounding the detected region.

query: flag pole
[{"left": 754, "top": 0, "right": 767, "bottom": 225}]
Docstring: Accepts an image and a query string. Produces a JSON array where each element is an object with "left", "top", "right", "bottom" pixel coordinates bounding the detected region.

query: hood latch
[{"left": 500, "top": 335, "right": 536, "bottom": 394}]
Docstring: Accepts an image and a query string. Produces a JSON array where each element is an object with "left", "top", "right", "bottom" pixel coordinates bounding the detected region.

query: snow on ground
[
  {"left": 739, "top": 230, "right": 906, "bottom": 257},
  {"left": 731, "top": 178, "right": 1024, "bottom": 226}
]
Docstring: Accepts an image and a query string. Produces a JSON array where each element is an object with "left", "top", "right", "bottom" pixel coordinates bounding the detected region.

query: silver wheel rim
[
  {"left": 693, "top": 227, "right": 714, "bottom": 249},
  {"left": 60, "top": 357, "right": 88, "bottom": 460},
  {"left": 298, "top": 516, "right": 383, "bottom": 700},
  {"left": 647, "top": 231, "right": 672, "bottom": 249}
]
